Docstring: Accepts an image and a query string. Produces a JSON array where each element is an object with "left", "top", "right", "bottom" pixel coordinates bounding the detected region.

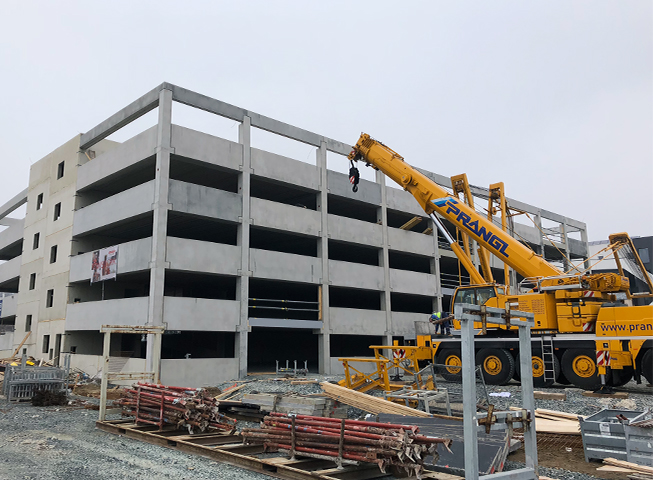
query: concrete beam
[
  {"left": 79, "top": 83, "right": 165, "bottom": 150},
  {"left": 0, "top": 189, "right": 27, "bottom": 221},
  {"left": 248, "top": 318, "right": 323, "bottom": 329}
]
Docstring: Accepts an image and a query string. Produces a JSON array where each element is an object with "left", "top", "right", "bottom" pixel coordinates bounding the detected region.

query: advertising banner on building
[{"left": 91, "top": 245, "right": 118, "bottom": 284}]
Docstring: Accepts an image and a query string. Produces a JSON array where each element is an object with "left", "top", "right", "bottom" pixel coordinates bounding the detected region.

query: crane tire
[
  {"left": 436, "top": 349, "right": 463, "bottom": 382},
  {"left": 561, "top": 348, "right": 604, "bottom": 390},
  {"left": 516, "top": 350, "right": 560, "bottom": 388},
  {"left": 611, "top": 366, "right": 633, "bottom": 387},
  {"left": 476, "top": 348, "right": 515, "bottom": 385},
  {"left": 642, "top": 350, "right": 653, "bottom": 385}
]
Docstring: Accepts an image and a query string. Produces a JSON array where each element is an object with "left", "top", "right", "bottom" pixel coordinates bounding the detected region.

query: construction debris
[
  {"left": 242, "top": 393, "right": 347, "bottom": 418},
  {"left": 118, "top": 382, "right": 237, "bottom": 433},
  {"left": 31, "top": 388, "right": 68, "bottom": 406},
  {"left": 241, "top": 412, "right": 452, "bottom": 478},
  {"left": 602, "top": 457, "right": 653, "bottom": 477},
  {"left": 320, "top": 381, "right": 433, "bottom": 418}
]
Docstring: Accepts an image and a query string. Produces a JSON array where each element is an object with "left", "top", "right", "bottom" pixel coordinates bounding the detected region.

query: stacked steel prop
[
  {"left": 118, "top": 382, "right": 236, "bottom": 433},
  {"left": 241, "top": 412, "right": 452, "bottom": 478}
]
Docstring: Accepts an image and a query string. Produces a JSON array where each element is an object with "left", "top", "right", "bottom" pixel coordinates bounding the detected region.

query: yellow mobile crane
[{"left": 347, "top": 133, "right": 653, "bottom": 390}]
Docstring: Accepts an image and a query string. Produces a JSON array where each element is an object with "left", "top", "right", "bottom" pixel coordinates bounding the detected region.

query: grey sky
[{"left": 1, "top": 1, "right": 651, "bottom": 241}]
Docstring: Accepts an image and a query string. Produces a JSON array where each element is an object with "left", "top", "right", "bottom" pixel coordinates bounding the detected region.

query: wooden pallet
[{"left": 96, "top": 419, "right": 462, "bottom": 480}]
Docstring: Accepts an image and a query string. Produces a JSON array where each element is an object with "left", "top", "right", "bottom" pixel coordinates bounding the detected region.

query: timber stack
[
  {"left": 241, "top": 412, "right": 453, "bottom": 478},
  {"left": 118, "top": 382, "right": 237, "bottom": 433}
]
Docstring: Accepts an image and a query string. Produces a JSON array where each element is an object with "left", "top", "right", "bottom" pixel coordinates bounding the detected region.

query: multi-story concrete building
[{"left": 0, "top": 83, "right": 589, "bottom": 386}]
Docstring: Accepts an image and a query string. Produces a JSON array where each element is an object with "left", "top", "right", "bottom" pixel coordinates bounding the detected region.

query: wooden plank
[
  {"left": 597, "top": 465, "right": 639, "bottom": 473},
  {"left": 215, "top": 383, "right": 249, "bottom": 400},
  {"left": 400, "top": 216, "right": 422, "bottom": 230},
  {"left": 320, "top": 382, "right": 432, "bottom": 417},
  {"left": 535, "top": 408, "right": 585, "bottom": 420},
  {"left": 582, "top": 391, "right": 628, "bottom": 399},
  {"left": 533, "top": 391, "right": 566, "bottom": 400},
  {"left": 533, "top": 418, "right": 580, "bottom": 435},
  {"left": 422, "top": 227, "right": 433, "bottom": 235},
  {"left": 11, "top": 332, "right": 31, "bottom": 358},
  {"left": 603, "top": 458, "right": 653, "bottom": 475}
]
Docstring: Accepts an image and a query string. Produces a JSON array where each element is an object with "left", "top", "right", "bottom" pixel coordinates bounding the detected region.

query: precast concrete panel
[
  {"left": 77, "top": 127, "right": 157, "bottom": 191},
  {"left": 0, "top": 294, "right": 17, "bottom": 318},
  {"left": 0, "top": 220, "right": 24, "bottom": 253},
  {"left": 392, "top": 312, "right": 425, "bottom": 339},
  {"left": 251, "top": 148, "right": 319, "bottom": 191},
  {"left": 69, "top": 237, "right": 152, "bottom": 283},
  {"left": 250, "top": 248, "right": 321, "bottom": 284},
  {"left": 72, "top": 180, "right": 155, "bottom": 236},
  {"left": 327, "top": 215, "right": 383, "bottom": 247},
  {"left": 0, "top": 256, "right": 21, "bottom": 286},
  {"left": 387, "top": 228, "right": 435, "bottom": 257},
  {"left": 250, "top": 197, "right": 321, "bottom": 237},
  {"left": 385, "top": 187, "right": 424, "bottom": 217},
  {"left": 329, "top": 307, "right": 387, "bottom": 335},
  {"left": 163, "top": 297, "right": 240, "bottom": 331},
  {"left": 389, "top": 269, "right": 437, "bottom": 297},
  {"left": 166, "top": 238, "right": 240, "bottom": 276},
  {"left": 65, "top": 297, "right": 149, "bottom": 330},
  {"left": 168, "top": 180, "right": 241, "bottom": 223},
  {"left": 171, "top": 125, "right": 242, "bottom": 172},
  {"left": 160, "top": 358, "right": 239, "bottom": 387},
  {"left": 328, "top": 260, "right": 385, "bottom": 291},
  {"left": 327, "top": 170, "right": 381, "bottom": 205}
]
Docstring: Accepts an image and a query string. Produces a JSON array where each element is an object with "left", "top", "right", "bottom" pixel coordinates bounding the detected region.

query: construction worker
[{"left": 430, "top": 311, "right": 454, "bottom": 335}]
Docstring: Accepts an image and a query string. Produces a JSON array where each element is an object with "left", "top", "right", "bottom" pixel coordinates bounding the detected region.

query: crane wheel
[
  {"left": 435, "top": 349, "right": 463, "bottom": 382},
  {"left": 516, "top": 350, "right": 560, "bottom": 387},
  {"left": 561, "top": 349, "right": 603, "bottom": 390},
  {"left": 642, "top": 350, "right": 653, "bottom": 385},
  {"left": 476, "top": 348, "right": 515, "bottom": 385},
  {"left": 611, "top": 366, "right": 633, "bottom": 387}
]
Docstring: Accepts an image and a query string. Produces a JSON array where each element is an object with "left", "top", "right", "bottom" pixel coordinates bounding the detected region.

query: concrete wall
[
  {"left": 169, "top": 180, "right": 241, "bottom": 222},
  {"left": 167, "top": 238, "right": 240, "bottom": 276},
  {"left": 66, "top": 297, "right": 149, "bottom": 330},
  {"left": 251, "top": 249, "right": 321, "bottom": 283},
  {"left": 329, "top": 307, "right": 386, "bottom": 336},
  {"left": 0, "top": 220, "right": 23, "bottom": 254},
  {"left": 0, "top": 256, "right": 20, "bottom": 285},
  {"left": 0, "top": 293, "right": 17, "bottom": 318},
  {"left": 72, "top": 181, "right": 155, "bottom": 236},
  {"left": 160, "top": 358, "right": 239, "bottom": 387},
  {"left": 171, "top": 125, "right": 242, "bottom": 171},
  {"left": 163, "top": 297, "right": 239, "bottom": 331},
  {"left": 69, "top": 238, "right": 152, "bottom": 282}
]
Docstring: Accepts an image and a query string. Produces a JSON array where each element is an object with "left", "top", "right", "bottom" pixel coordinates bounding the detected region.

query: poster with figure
[{"left": 90, "top": 246, "right": 118, "bottom": 283}]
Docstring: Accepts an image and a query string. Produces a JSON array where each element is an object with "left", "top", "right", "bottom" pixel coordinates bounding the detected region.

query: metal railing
[{"left": 3, "top": 354, "right": 70, "bottom": 402}]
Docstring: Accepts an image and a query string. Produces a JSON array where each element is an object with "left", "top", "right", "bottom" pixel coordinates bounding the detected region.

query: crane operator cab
[{"left": 451, "top": 285, "right": 508, "bottom": 332}]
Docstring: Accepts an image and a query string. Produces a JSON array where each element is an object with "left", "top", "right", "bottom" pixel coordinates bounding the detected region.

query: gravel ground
[{"left": 0, "top": 375, "right": 649, "bottom": 480}]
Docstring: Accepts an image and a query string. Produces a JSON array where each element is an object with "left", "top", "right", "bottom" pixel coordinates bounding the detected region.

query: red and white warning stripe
[
  {"left": 596, "top": 350, "right": 611, "bottom": 366},
  {"left": 583, "top": 291, "right": 596, "bottom": 298},
  {"left": 583, "top": 321, "right": 595, "bottom": 332},
  {"left": 393, "top": 349, "right": 406, "bottom": 359}
]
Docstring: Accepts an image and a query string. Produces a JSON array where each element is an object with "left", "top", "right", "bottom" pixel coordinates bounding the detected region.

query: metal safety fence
[{"left": 2, "top": 354, "right": 69, "bottom": 402}]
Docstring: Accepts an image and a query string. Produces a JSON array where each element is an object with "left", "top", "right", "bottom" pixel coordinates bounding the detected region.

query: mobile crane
[{"left": 347, "top": 133, "right": 653, "bottom": 390}]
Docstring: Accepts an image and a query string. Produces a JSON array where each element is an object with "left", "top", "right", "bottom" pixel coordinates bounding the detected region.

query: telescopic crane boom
[{"left": 348, "top": 134, "right": 561, "bottom": 281}]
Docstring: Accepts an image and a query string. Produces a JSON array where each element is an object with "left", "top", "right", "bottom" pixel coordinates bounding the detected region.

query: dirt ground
[{"left": 510, "top": 440, "right": 624, "bottom": 480}]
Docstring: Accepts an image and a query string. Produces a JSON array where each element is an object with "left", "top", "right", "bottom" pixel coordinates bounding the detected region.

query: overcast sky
[{"left": 0, "top": 1, "right": 651, "bottom": 241}]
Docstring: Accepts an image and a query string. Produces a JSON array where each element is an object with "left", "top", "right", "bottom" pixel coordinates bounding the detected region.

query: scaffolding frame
[
  {"left": 98, "top": 324, "right": 164, "bottom": 421},
  {"left": 454, "top": 303, "right": 538, "bottom": 480}
]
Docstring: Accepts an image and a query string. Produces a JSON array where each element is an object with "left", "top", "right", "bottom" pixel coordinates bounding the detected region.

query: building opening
[{"left": 247, "top": 327, "right": 318, "bottom": 373}]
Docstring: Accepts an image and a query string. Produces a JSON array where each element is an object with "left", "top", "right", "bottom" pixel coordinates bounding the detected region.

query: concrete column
[
  {"left": 316, "top": 141, "right": 331, "bottom": 374},
  {"left": 561, "top": 220, "right": 570, "bottom": 272},
  {"left": 580, "top": 225, "right": 590, "bottom": 271},
  {"left": 146, "top": 88, "right": 173, "bottom": 373},
  {"left": 535, "top": 213, "right": 545, "bottom": 258},
  {"left": 376, "top": 171, "right": 393, "bottom": 346},
  {"left": 236, "top": 116, "right": 252, "bottom": 379},
  {"left": 431, "top": 218, "right": 444, "bottom": 312}
]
